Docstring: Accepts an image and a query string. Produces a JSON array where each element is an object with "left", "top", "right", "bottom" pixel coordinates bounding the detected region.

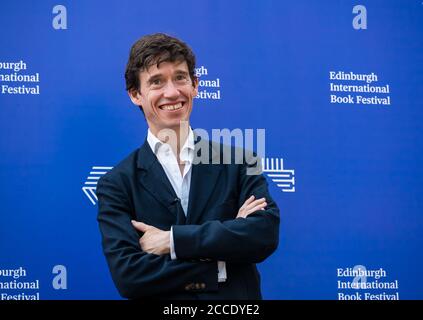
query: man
[{"left": 96, "top": 33, "right": 280, "bottom": 299}]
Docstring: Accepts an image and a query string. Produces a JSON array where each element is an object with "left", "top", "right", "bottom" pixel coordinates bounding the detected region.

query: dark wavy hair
[{"left": 125, "top": 33, "right": 197, "bottom": 92}]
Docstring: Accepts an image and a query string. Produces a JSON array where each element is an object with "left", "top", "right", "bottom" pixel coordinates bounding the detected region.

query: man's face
[{"left": 129, "top": 60, "right": 198, "bottom": 135}]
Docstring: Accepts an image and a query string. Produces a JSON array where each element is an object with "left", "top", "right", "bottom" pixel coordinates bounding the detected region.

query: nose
[{"left": 162, "top": 81, "right": 180, "bottom": 99}]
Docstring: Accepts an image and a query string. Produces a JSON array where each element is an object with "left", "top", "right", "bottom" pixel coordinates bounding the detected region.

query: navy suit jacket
[{"left": 96, "top": 136, "right": 280, "bottom": 299}]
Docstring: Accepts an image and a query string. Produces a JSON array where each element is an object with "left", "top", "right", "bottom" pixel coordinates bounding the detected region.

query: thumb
[{"left": 131, "top": 220, "right": 151, "bottom": 232}]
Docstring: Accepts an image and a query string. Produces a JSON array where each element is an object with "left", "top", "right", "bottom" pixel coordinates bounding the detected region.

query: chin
[{"left": 166, "top": 119, "right": 187, "bottom": 129}]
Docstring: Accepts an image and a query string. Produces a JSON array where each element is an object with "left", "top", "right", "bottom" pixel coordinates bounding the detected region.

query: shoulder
[
  {"left": 97, "top": 148, "right": 140, "bottom": 186},
  {"left": 196, "top": 138, "right": 262, "bottom": 173}
]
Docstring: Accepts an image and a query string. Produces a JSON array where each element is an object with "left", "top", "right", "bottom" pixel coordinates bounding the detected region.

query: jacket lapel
[
  {"left": 137, "top": 141, "right": 186, "bottom": 224},
  {"left": 186, "top": 138, "right": 222, "bottom": 224}
]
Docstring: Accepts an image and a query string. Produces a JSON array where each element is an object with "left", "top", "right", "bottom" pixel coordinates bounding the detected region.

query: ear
[
  {"left": 192, "top": 78, "right": 199, "bottom": 97},
  {"left": 128, "top": 89, "right": 143, "bottom": 107}
]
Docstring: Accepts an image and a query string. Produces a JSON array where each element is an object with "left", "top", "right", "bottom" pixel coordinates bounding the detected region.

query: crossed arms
[
  {"left": 96, "top": 161, "right": 280, "bottom": 298},
  {"left": 131, "top": 195, "right": 268, "bottom": 255}
]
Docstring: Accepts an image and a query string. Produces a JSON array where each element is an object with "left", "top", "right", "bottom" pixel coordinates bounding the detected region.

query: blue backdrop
[{"left": 1, "top": 0, "right": 422, "bottom": 300}]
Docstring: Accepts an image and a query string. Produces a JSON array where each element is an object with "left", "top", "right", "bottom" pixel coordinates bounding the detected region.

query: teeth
[{"left": 161, "top": 103, "right": 183, "bottom": 111}]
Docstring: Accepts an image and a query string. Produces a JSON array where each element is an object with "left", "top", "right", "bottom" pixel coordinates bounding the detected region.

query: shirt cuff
[
  {"left": 218, "top": 261, "right": 227, "bottom": 282},
  {"left": 170, "top": 226, "right": 177, "bottom": 260},
  {"left": 171, "top": 226, "right": 226, "bottom": 282}
]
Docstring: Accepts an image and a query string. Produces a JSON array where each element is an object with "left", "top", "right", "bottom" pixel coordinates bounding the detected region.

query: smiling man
[{"left": 96, "top": 33, "right": 280, "bottom": 299}]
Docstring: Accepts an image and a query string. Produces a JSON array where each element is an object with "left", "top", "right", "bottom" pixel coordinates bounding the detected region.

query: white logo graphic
[
  {"left": 262, "top": 158, "right": 295, "bottom": 192},
  {"left": 82, "top": 166, "right": 113, "bottom": 205},
  {"left": 83, "top": 158, "right": 293, "bottom": 205}
]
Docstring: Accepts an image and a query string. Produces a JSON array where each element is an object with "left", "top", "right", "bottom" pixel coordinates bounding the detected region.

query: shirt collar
[
  {"left": 147, "top": 127, "right": 195, "bottom": 157},
  {"left": 147, "top": 129, "right": 163, "bottom": 155}
]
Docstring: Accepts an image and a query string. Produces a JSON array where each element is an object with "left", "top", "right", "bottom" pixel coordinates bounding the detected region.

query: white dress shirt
[{"left": 147, "top": 128, "right": 227, "bottom": 283}]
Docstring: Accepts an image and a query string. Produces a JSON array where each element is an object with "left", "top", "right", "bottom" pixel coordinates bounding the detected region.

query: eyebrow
[
  {"left": 147, "top": 74, "right": 162, "bottom": 85},
  {"left": 174, "top": 70, "right": 189, "bottom": 76},
  {"left": 146, "top": 70, "right": 189, "bottom": 85}
]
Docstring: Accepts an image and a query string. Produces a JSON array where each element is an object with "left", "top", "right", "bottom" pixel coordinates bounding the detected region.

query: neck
[{"left": 151, "top": 121, "right": 190, "bottom": 155}]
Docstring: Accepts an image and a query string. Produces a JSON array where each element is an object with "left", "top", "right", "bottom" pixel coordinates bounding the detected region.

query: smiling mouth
[{"left": 159, "top": 102, "right": 184, "bottom": 111}]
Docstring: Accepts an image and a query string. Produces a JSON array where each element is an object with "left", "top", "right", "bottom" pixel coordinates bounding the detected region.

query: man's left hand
[{"left": 131, "top": 220, "right": 170, "bottom": 255}]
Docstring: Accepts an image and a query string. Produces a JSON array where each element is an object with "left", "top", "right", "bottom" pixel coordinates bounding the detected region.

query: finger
[
  {"left": 245, "top": 195, "right": 256, "bottom": 205},
  {"left": 245, "top": 202, "right": 267, "bottom": 215},
  {"left": 248, "top": 197, "right": 265, "bottom": 205},
  {"left": 244, "top": 198, "right": 266, "bottom": 211},
  {"left": 239, "top": 196, "right": 254, "bottom": 211},
  {"left": 241, "top": 196, "right": 259, "bottom": 211},
  {"left": 139, "top": 239, "right": 151, "bottom": 253},
  {"left": 240, "top": 195, "right": 255, "bottom": 210},
  {"left": 131, "top": 220, "right": 150, "bottom": 232}
]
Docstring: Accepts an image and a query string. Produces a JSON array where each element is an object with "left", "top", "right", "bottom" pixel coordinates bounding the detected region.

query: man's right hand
[{"left": 236, "top": 195, "right": 267, "bottom": 219}]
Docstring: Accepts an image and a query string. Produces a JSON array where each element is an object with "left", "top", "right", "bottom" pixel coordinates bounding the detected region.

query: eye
[
  {"left": 151, "top": 78, "right": 161, "bottom": 85},
  {"left": 176, "top": 74, "right": 188, "bottom": 81}
]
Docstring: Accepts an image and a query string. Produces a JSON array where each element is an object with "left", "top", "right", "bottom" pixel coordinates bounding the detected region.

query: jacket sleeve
[
  {"left": 96, "top": 175, "right": 218, "bottom": 299},
  {"left": 172, "top": 157, "right": 280, "bottom": 263}
]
